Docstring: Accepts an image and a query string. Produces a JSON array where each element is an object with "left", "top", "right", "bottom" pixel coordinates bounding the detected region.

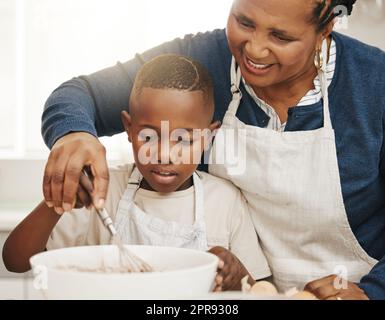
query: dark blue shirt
[{"left": 42, "top": 30, "right": 385, "bottom": 299}]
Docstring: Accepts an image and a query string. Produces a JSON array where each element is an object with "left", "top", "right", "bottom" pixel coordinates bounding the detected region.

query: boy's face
[{"left": 122, "top": 88, "right": 219, "bottom": 193}]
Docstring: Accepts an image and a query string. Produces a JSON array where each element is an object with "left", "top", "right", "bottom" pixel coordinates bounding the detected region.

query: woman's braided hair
[{"left": 312, "top": 0, "right": 357, "bottom": 31}]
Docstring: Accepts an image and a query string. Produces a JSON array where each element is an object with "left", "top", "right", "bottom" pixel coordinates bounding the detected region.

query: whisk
[
  {"left": 96, "top": 206, "right": 153, "bottom": 272},
  {"left": 81, "top": 169, "right": 153, "bottom": 273}
]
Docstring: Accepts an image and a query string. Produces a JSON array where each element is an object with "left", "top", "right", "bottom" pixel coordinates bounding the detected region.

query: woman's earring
[{"left": 314, "top": 48, "right": 323, "bottom": 70}]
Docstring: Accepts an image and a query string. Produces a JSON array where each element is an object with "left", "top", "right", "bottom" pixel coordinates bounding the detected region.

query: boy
[{"left": 3, "top": 54, "right": 270, "bottom": 291}]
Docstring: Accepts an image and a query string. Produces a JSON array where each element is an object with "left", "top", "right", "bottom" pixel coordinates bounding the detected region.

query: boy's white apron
[
  {"left": 209, "top": 41, "right": 377, "bottom": 292},
  {"left": 115, "top": 167, "right": 208, "bottom": 251}
]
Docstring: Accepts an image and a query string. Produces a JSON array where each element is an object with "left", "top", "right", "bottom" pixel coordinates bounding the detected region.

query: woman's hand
[
  {"left": 209, "top": 246, "right": 255, "bottom": 292},
  {"left": 43, "top": 132, "right": 109, "bottom": 214},
  {"left": 304, "top": 274, "right": 369, "bottom": 300}
]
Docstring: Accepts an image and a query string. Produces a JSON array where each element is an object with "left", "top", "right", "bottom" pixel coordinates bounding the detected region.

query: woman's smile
[{"left": 243, "top": 53, "right": 275, "bottom": 76}]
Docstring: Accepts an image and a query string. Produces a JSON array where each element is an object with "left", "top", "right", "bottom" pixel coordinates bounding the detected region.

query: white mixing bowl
[{"left": 29, "top": 245, "right": 218, "bottom": 300}]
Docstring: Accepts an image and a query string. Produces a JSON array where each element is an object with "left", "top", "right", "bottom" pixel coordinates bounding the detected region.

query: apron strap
[
  {"left": 128, "top": 166, "right": 142, "bottom": 184},
  {"left": 125, "top": 166, "right": 142, "bottom": 201},
  {"left": 228, "top": 57, "right": 243, "bottom": 116},
  {"left": 192, "top": 172, "right": 205, "bottom": 226},
  {"left": 191, "top": 171, "right": 208, "bottom": 250},
  {"left": 319, "top": 39, "right": 332, "bottom": 130}
]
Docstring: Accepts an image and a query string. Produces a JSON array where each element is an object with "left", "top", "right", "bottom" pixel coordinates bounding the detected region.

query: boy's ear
[{"left": 121, "top": 110, "right": 132, "bottom": 142}]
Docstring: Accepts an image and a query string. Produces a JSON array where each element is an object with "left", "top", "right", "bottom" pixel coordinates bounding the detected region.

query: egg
[
  {"left": 291, "top": 290, "right": 317, "bottom": 300},
  {"left": 250, "top": 281, "right": 278, "bottom": 296}
]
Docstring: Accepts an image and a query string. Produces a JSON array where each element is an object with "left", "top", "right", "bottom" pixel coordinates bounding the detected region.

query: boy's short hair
[{"left": 131, "top": 54, "right": 214, "bottom": 108}]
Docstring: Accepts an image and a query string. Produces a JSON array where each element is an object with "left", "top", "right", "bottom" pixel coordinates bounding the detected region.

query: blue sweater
[{"left": 42, "top": 30, "right": 385, "bottom": 299}]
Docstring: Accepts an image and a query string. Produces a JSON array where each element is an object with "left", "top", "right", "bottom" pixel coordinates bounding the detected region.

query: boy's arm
[{"left": 2, "top": 201, "right": 61, "bottom": 273}]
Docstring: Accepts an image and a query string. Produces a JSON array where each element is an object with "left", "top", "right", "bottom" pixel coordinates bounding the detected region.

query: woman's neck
[{"left": 253, "top": 64, "right": 317, "bottom": 122}]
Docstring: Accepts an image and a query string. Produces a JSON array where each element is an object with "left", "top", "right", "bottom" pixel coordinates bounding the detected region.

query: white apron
[
  {"left": 209, "top": 41, "right": 377, "bottom": 292},
  {"left": 114, "top": 167, "right": 208, "bottom": 251}
]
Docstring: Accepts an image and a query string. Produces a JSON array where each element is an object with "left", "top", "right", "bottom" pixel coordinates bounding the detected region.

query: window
[
  {"left": 0, "top": 0, "right": 232, "bottom": 160},
  {"left": 1, "top": 0, "right": 384, "bottom": 160}
]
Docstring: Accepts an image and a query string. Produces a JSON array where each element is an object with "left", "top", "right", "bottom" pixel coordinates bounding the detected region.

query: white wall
[
  {"left": 0, "top": 0, "right": 232, "bottom": 159},
  {"left": 0, "top": 0, "right": 384, "bottom": 210},
  {"left": 0, "top": 0, "right": 384, "bottom": 160},
  {"left": 339, "top": 1, "right": 385, "bottom": 49}
]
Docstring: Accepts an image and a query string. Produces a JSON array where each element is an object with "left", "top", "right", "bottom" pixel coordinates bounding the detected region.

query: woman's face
[{"left": 227, "top": 0, "right": 322, "bottom": 89}]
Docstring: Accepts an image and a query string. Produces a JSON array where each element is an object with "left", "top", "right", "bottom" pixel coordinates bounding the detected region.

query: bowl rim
[{"left": 30, "top": 244, "right": 219, "bottom": 278}]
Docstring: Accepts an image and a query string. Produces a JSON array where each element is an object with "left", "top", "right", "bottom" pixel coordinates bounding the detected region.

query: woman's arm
[
  {"left": 358, "top": 110, "right": 385, "bottom": 298},
  {"left": 2, "top": 201, "right": 61, "bottom": 273},
  {"left": 380, "top": 113, "right": 385, "bottom": 179},
  {"left": 358, "top": 107, "right": 385, "bottom": 298},
  {"left": 358, "top": 259, "right": 385, "bottom": 299}
]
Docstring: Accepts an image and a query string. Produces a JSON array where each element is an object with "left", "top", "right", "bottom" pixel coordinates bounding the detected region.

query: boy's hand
[
  {"left": 73, "top": 169, "right": 94, "bottom": 209},
  {"left": 43, "top": 132, "right": 109, "bottom": 214},
  {"left": 208, "top": 246, "right": 255, "bottom": 292},
  {"left": 304, "top": 275, "right": 369, "bottom": 300}
]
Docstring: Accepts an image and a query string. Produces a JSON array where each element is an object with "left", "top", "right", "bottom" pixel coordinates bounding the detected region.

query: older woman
[{"left": 41, "top": 0, "right": 385, "bottom": 299}]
